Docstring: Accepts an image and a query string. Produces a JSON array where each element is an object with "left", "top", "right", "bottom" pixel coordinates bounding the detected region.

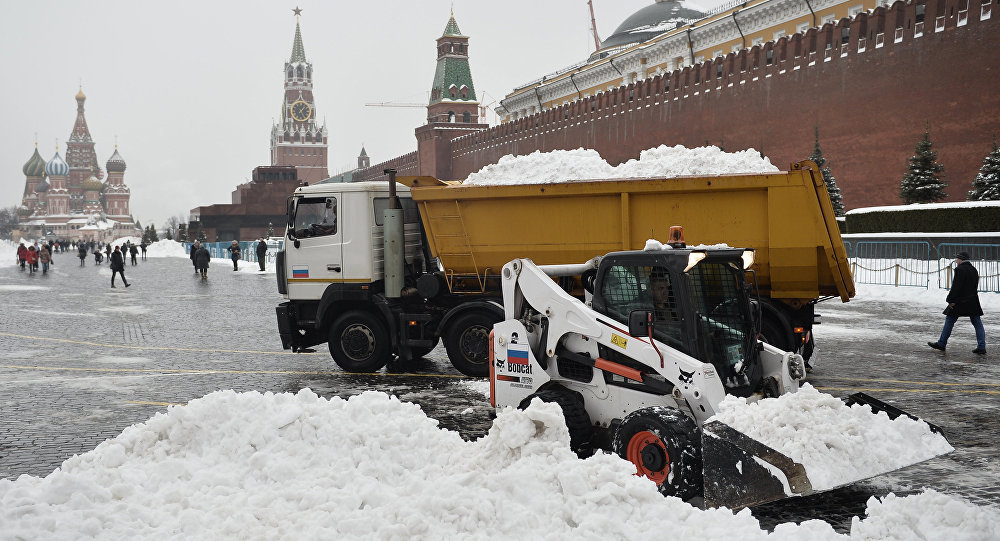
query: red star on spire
[{"left": 292, "top": 6, "right": 302, "bottom": 16}]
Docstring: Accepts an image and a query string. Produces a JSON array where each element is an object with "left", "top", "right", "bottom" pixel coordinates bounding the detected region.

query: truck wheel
[
  {"left": 612, "top": 407, "right": 703, "bottom": 501},
  {"left": 328, "top": 311, "right": 391, "bottom": 372},
  {"left": 518, "top": 387, "right": 593, "bottom": 456},
  {"left": 445, "top": 312, "right": 498, "bottom": 377},
  {"left": 758, "top": 314, "right": 794, "bottom": 353}
]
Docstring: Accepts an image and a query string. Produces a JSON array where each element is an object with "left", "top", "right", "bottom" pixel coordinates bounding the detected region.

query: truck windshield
[
  {"left": 291, "top": 197, "right": 337, "bottom": 239},
  {"left": 687, "top": 261, "right": 753, "bottom": 383}
]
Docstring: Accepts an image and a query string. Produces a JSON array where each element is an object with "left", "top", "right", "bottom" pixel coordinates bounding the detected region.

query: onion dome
[
  {"left": 82, "top": 173, "right": 104, "bottom": 192},
  {"left": 106, "top": 147, "right": 127, "bottom": 173},
  {"left": 22, "top": 146, "right": 46, "bottom": 177},
  {"left": 76, "top": 87, "right": 86, "bottom": 101},
  {"left": 35, "top": 177, "right": 50, "bottom": 193},
  {"left": 45, "top": 152, "right": 69, "bottom": 177}
]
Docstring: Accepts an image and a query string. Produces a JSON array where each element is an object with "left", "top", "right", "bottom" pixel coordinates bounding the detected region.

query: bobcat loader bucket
[{"left": 701, "top": 392, "right": 950, "bottom": 509}]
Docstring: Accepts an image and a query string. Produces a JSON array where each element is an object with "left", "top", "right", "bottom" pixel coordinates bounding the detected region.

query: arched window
[
  {"left": 287, "top": 68, "right": 293, "bottom": 78},
  {"left": 462, "top": 112, "right": 471, "bottom": 123},
  {"left": 296, "top": 66, "right": 304, "bottom": 78},
  {"left": 448, "top": 111, "right": 456, "bottom": 123}
]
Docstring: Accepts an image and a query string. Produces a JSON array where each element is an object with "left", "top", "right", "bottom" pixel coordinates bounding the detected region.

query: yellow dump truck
[{"left": 275, "top": 161, "right": 853, "bottom": 376}]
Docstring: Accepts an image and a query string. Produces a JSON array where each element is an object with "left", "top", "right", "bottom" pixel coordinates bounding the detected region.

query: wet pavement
[{"left": 1, "top": 250, "right": 998, "bottom": 532}]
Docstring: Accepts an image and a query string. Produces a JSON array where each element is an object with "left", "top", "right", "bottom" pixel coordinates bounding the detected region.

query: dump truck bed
[{"left": 400, "top": 161, "right": 854, "bottom": 304}]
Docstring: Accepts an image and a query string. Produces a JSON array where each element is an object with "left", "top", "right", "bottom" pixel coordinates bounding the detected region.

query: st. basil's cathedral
[{"left": 18, "top": 87, "right": 139, "bottom": 242}]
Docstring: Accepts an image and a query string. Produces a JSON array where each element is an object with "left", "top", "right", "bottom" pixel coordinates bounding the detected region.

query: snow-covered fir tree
[
  {"left": 146, "top": 224, "right": 159, "bottom": 243},
  {"left": 809, "top": 128, "right": 845, "bottom": 216},
  {"left": 968, "top": 140, "right": 1000, "bottom": 201},
  {"left": 900, "top": 130, "right": 947, "bottom": 204},
  {"left": 164, "top": 228, "right": 174, "bottom": 241}
]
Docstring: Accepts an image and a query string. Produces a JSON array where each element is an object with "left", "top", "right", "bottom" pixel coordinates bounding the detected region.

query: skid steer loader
[{"left": 489, "top": 234, "right": 950, "bottom": 509}]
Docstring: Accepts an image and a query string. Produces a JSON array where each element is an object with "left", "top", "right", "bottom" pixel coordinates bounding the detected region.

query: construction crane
[{"left": 588, "top": 0, "right": 601, "bottom": 52}]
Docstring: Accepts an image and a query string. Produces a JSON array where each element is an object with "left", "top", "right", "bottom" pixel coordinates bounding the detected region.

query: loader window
[
  {"left": 599, "top": 264, "right": 685, "bottom": 350},
  {"left": 687, "top": 261, "right": 753, "bottom": 382},
  {"left": 292, "top": 197, "right": 337, "bottom": 238}
]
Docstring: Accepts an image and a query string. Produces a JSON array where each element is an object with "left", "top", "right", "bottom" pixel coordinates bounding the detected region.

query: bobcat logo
[
  {"left": 678, "top": 368, "right": 695, "bottom": 384},
  {"left": 495, "top": 358, "right": 505, "bottom": 369}
]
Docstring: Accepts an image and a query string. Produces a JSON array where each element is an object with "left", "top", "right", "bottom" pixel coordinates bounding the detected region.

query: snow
[
  {"left": 847, "top": 200, "right": 1000, "bottom": 215},
  {"left": 144, "top": 240, "right": 189, "bottom": 258},
  {"left": 463, "top": 145, "right": 777, "bottom": 186},
  {"left": 711, "top": 384, "right": 954, "bottom": 491},
  {"left": 1, "top": 389, "right": 997, "bottom": 539}
]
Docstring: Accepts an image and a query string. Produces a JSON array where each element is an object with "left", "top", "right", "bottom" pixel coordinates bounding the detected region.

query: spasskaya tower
[{"left": 270, "top": 7, "right": 329, "bottom": 183}]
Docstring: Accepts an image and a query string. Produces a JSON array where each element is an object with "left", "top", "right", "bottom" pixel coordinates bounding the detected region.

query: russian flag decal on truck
[{"left": 291, "top": 266, "right": 309, "bottom": 278}]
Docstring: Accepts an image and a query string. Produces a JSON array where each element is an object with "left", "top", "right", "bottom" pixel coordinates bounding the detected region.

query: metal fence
[
  {"left": 846, "top": 241, "right": 1000, "bottom": 293},
  {"left": 183, "top": 239, "right": 284, "bottom": 265}
]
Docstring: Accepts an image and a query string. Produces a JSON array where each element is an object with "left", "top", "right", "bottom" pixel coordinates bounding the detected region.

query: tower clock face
[{"left": 291, "top": 100, "right": 312, "bottom": 121}]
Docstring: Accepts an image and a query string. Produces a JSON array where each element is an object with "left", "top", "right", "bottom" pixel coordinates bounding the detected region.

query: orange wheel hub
[{"left": 626, "top": 430, "right": 670, "bottom": 484}]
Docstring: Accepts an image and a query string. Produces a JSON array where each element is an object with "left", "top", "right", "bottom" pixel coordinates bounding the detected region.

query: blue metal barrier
[
  {"left": 851, "top": 241, "right": 932, "bottom": 289},
  {"left": 936, "top": 243, "right": 1000, "bottom": 293}
]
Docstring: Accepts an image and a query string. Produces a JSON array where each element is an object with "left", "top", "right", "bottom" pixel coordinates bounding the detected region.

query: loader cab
[{"left": 592, "top": 248, "right": 762, "bottom": 396}]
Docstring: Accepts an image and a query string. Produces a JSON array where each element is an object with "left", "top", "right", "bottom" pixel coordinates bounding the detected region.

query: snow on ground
[
  {"left": 854, "top": 283, "right": 1000, "bottom": 312},
  {"left": 144, "top": 240, "right": 188, "bottom": 258},
  {"left": 1, "top": 389, "right": 997, "bottom": 540},
  {"left": 711, "top": 384, "right": 954, "bottom": 491},
  {"left": 463, "top": 145, "right": 777, "bottom": 185}
]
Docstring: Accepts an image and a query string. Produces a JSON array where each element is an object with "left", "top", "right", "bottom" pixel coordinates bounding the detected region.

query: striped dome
[
  {"left": 106, "top": 148, "right": 127, "bottom": 173},
  {"left": 22, "top": 147, "right": 46, "bottom": 177},
  {"left": 45, "top": 152, "right": 69, "bottom": 176}
]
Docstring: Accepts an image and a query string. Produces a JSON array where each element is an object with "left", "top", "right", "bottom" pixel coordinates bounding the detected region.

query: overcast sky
[{"left": 1, "top": 0, "right": 720, "bottom": 228}]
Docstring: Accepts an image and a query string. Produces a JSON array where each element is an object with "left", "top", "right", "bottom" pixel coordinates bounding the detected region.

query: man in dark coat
[
  {"left": 929, "top": 252, "right": 986, "bottom": 354},
  {"left": 77, "top": 242, "right": 87, "bottom": 266},
  {"left": 256, "top": 237, "right": 268, "bottom": 271},
  {"left": 129, "top": 244, "right": 139, "bottom": 266},
  {"left": 195, "top": 244, "right": 211, "bottom": 279},
  {"left": 110, "top": 246, "right": 131, "bottom": 288}
]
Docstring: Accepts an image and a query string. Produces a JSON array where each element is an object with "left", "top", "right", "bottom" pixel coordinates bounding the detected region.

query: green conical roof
[
  {"left": 443, "top": 13, "right": 462, "bottom": 36},
  {"left": 22, "top": 145, "right": 46, "bottom": 177},
  {"left": 290, "top": 21, "right": 306, "bottom": 62}
]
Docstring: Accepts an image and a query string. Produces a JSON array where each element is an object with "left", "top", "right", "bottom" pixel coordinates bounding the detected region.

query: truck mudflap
[{"left": 701, "top": 392, "right": 950, "bottom": 509}]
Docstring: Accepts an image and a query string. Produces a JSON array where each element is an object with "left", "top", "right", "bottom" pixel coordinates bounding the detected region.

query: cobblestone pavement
[{"left": 1, "top": 251, "right": 998, "bottom": 532}]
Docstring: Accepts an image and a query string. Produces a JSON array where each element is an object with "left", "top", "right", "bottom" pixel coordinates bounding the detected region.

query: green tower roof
[
  {"left": 290, "top": 21, "right": 306, "bottom": 62},
  {"left": 443, "top": 13, "right": 462, "bottom": 36}
]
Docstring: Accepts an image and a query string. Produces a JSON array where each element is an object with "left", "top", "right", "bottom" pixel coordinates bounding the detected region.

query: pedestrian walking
[
  {"left": 929, "top": 252, "right": 986, "bottom": 355},
  {"left": 104, "top": 244, "right": 111, "bottom": 263},
  {"left": 78, "top": 243, "right": 88, "bottom": 266},
  {"left": 195, "top": 243, "right": 211, "bottom": 280},
  {"left": 17, "top": 243, "right": 28, "bottom": 270},
  {"left": 110, "top": 246, "right": 130, "bottom": 288},
  {"left": 256, "top": 237, "right": 268, "bottom": 271},
  {"left": 39, "top": 246, "right": 51, "bottom": 274},
  {"left": 140, "top": 241, "right": 147, "bottom": 260},
  {"left": 129, "top": 244, "right": 139, "bottom": 266},
  {"left": 190, "top": 241, "right": 201, "bottom": 274},
  {"left": 227, "top": 240, "right": 241, "bottom": 271},
  {"left": 26, "top": 246, "right": 38, "bottom": 274}
]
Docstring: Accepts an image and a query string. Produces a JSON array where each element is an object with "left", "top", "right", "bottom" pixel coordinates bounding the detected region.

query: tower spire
[{"left": 290, "top": 7, "right": 306, "bottom": 62}]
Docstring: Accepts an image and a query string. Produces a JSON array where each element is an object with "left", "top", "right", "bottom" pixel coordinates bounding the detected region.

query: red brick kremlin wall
[{"left": 364, "top": 0, "right": 999, "bottom": 210}]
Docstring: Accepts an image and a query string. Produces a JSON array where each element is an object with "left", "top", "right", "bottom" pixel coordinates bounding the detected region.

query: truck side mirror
[{"left": 628, "top": 310, "right": 653, "bottom": 337}]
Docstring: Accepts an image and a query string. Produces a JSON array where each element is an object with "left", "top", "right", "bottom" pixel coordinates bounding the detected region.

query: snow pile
[
  {"left": 850, "top": 490, "right": 1000, "bottom": 541},
  {"left": 711, "top": 384, "right": 954, "bottom": 490},
  {"left": 463, "top": 145, "right": 777, "bottom": 186},
  {"left": 644, "top": 238, "right": 735, "bottom": 251},
  {"left": 107, "top": 236, "right": 141, "bottom": 247},
  {"left": 1, "top": 389, "right": 995, "bottom": 539},
  {"left": 145, "top": 240, "right": 189, "bottom": 258}
]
